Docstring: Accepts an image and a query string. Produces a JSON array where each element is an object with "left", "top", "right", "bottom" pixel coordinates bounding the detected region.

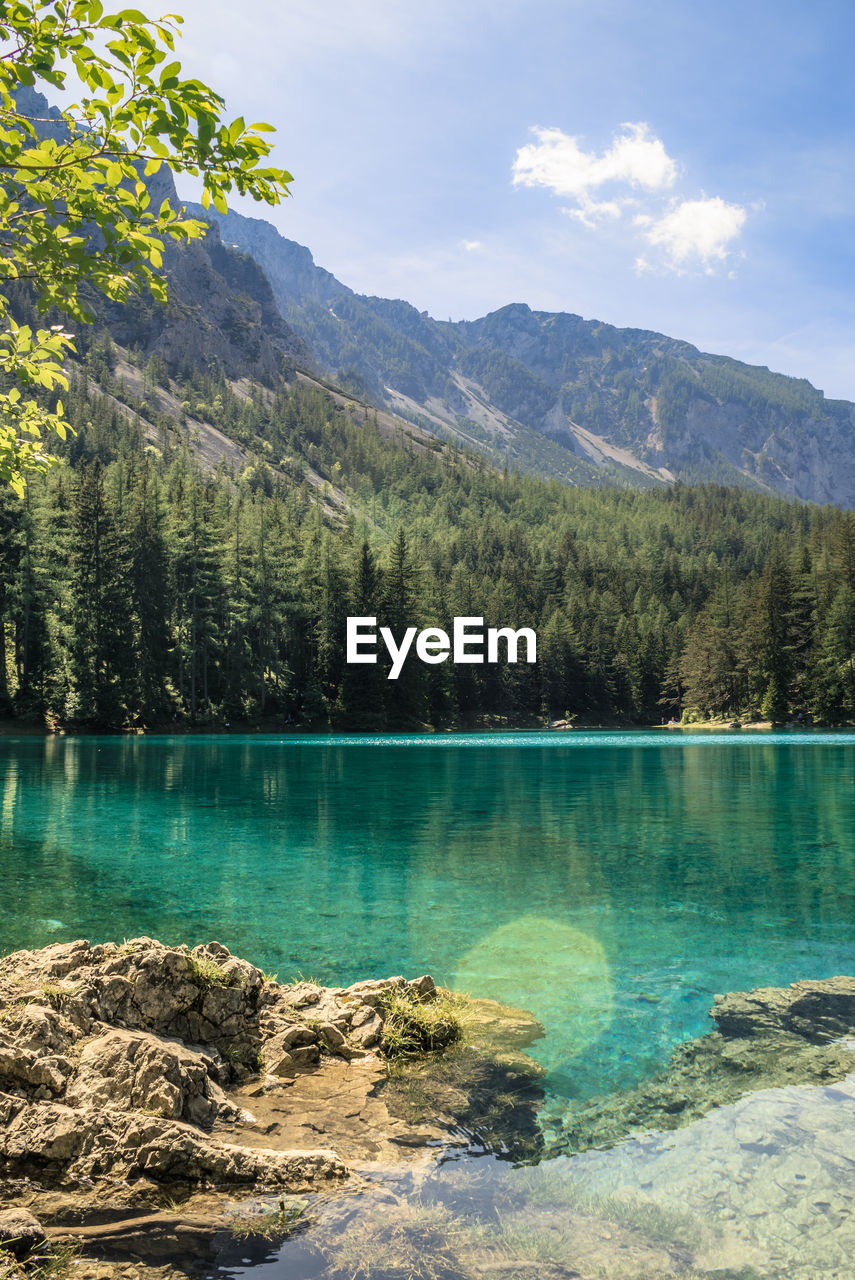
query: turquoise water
[{"left": 2, "top": 731, "right": 855, "bottom": 1099}]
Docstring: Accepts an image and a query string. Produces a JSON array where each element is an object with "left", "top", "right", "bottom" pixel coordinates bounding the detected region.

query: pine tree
[
  {"left": 127, "top": 459, "right": 170, "bottom": 722},
  {"left": 746, "top": 546, "right": 796, "bottom": 722},
  {"left": 69, "top": 461, "right": 134, "bottom": 725},
  {"left": 335, "top": 541, "right": 387, "bottom": 729},
  {"left": 381, "top": 526, "right": 424, "bottom": 726}
]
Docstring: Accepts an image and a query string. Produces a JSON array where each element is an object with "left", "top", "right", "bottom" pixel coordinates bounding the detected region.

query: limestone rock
[
  {"left": 0, "top": 1098, "right": 345, "bottom": 1188},
  {"left": 0, "top": 1041, "right": 72, "bottom": 1096},
  {"left": 712, "top": 975, "right": 855, "bottom": 1043},
  {"left": 65, "top": 1028, "right": 228, "bottom": 1125},
  {"left": 0, "top": 937, "right": 449, "bottom": 1197}
]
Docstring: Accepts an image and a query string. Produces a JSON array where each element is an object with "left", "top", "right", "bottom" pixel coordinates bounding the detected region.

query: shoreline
[
  {"left": 4, "top": 938, "right": 855, "bottom": 1278},
  {"left": 0, "top": 717, "right": 848, "bottom": 738}
]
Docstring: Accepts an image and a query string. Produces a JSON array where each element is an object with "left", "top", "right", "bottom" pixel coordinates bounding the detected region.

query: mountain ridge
[{"left": 194, "top": 204, "right": 855, "bottom": 506}]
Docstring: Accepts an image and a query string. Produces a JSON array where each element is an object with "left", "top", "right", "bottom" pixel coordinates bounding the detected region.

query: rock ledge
[{"left": 0, "top": 937, "right": 447, "bottom": 1193}]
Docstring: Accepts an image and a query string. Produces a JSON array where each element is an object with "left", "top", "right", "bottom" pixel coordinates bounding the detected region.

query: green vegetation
[
  {"left": 1, "top": 337, "right": 855, "bottom": 730},
  {"left": 379, "top": 988, "right": 463, "bottom": 1058},
  {"left": 0, "top": 0, "right": 290, "bottom": 494},
  {"left": 188, "top": 954, "right": 230, "bottom": 988},
  {"left": 0, "top": 1240, "right": 81, "bottom": 1280},
  {"left": 39, "top": 981, "right": 82, "bottom": 1011},
  {"left": 225, "top": 1197, "right": 307, "bottom": 1243},
  {"left": 221, "top": 1041, "right": 263, "bottom": 1073},
  {"left": 321, "top": 1201, "right": 472, "bottom": 1280}
]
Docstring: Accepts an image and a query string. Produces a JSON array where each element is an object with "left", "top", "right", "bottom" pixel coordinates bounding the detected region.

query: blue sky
[{"left": 165, "top": 1, "right": 855, "bottom": 398}]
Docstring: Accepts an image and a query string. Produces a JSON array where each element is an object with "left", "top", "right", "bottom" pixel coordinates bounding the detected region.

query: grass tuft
[
  {"left": 222, "top": 1040, "right": 263, "bottom": 1072},
  {"left": 188, "top": 954, "right": 230, "bottom": 989},
  {"left": 39, "top": 981, "right": 83, "bottom": 1012},
  {"left": 379, "top": 987, "right": 464, "bottom": 1059},
  {"left": 0, "top": 1240, "right": 83, "bottom": 1280},
  {"left": 225, "top": 1198, "right": 307, "bottom": 1243}
]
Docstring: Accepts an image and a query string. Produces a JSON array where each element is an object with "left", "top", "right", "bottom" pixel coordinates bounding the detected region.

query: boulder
[
  {"left": 712, "top": 975, "right": 855, "bottom": 1042},
  {"left": 65, "top": 1028, "right": 229, "bottom": 1124}
]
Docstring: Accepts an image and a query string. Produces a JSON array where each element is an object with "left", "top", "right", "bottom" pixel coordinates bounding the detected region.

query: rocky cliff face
[
  {"left": 101, "top": 221, "right": 312, "bottom": 382},
  {"left": 13, "top": 89, "right": 312, "bottom": 384}
]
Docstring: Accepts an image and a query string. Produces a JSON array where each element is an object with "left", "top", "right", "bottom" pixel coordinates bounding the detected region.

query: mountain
[
  {"left": 196, "top": 205, "right": 855, "bottom": 507},
  {"left": 11, "top": 88, "right": 311, "bottom": 385}
]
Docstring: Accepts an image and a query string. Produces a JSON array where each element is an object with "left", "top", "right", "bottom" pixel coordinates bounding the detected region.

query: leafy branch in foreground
[{"left": 0, "top": 0, "right": 293, "bottom": 494}]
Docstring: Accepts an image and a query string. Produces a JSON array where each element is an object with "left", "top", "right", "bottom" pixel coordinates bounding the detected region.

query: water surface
[{"left": 2, "top": 730, "right": 853, "bottom": 1099}]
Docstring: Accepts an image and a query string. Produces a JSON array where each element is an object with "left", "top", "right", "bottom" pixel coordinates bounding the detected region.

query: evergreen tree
[
  {"left": 69, "top": 461, "right": 134, "bottom": 725},
  {"left": 127, "top": 460, "right": 170, "bottom": 722},
  {"left": 335, "top": 541, "right": 387, "bottom": 729}
]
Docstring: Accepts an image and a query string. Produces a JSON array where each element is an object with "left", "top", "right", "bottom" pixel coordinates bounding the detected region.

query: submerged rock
[
  {"left": 0, "top": 1206, "right": 47, "bottom": 1260},
  {"left": 712, "top": 974, "right": 855, "bottom": 1042},
  {"left": 379, "top": 995, "right": 547, "bottom": 1161},
  {"left": 551, "top": 973, "right": 855, "bottom": 1155}
]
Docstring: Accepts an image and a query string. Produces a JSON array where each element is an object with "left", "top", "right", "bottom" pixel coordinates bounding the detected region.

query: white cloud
[
  {"left": 565, "top": 195, "right": 624, "bottom": 228},
  {"left": 512, "top": 123, "right": 677, "bottom": 211},
  {"left": 642, "top": 197, "right": 747, "bottom": 272},
  {"left": 461, "top": 239, "right": 484, "bottom": 252},
  {"left": 512, "top": 121, "right": 748, "bottom": 276}
]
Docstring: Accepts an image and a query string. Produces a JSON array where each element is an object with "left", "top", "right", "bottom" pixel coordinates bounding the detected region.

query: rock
[
  {"left": 551, "top": 977, "right": 855, "bottom": 1158},
  {"left": 270, "top": 1024, "right": 318, "bottom": 1050},
  {"left": 341, "top": 978, "right": 403, "bottom": 1009},
  {"left": 0, "top": 1206, "right": 47, "bottom": 1260},
  {"left": 264, "top": 1047, "right": 295, "bottom": 1077},
  {"left": 713, "top": 976, "right": 855, "bottom": 1043},
  {"left": 0, "top": 1043, "right": 72, "bottom": 1095},
  {"left": 284, "top": 981, "right": 324, "bottom": 1009},
  {"left": 0, "top": 1097, "right": 346, "bottom": 1189},
  {"left": 65, "top": 1028, "right": 227, "bottom": 1124},
  {"left": 289, "top": 1045, "right": 321, "bottom": 1067},
  {"left": 318, "top": 1022, "right": 346, "bottom": 1051},
  {"left": 0, "top": 937, "right": 266, "bottom": 1065},
  {"left": 349, "top": 1007, "right": 375, "bottom": 1030},
  {"left": 350, "top": 1013, "right": 382, "bottom": 1048},
  {"left": 0, "top": 937, "right": 451, "bottom": 1201},
  {"left": 407, "top": 975, "right": 436, "bottom": 1000}
]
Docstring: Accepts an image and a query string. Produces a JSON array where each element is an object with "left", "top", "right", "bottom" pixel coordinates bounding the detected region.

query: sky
[{"left": 157, "top": 1, "right": 853, "bottom": 397}]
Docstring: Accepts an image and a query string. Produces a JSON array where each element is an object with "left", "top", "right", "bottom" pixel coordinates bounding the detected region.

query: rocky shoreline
[
  {"left": 0, "top": 936, "right": 545, "bottom": 1278},
  {"left": 4, "top": 939, "right": 855, "bottom": 1279}
]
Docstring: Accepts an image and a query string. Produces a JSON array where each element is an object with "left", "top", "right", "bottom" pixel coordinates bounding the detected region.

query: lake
[{"left": 3, "top": 730, "right": 855, "bottom": 1276}]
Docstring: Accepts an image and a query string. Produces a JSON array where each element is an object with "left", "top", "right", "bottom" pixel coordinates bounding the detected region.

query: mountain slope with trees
[{"left": 3, "top": 334, "right": 855, "bottom": 731}]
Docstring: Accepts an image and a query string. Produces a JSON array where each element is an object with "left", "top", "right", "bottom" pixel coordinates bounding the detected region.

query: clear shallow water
[
  {"left": 2, "top": 731, "right": 855, "bottom": 1099},
  {"left": 220, "top": 1074, "right": 855, "bottom": 1280}
]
